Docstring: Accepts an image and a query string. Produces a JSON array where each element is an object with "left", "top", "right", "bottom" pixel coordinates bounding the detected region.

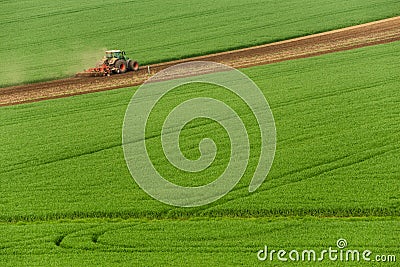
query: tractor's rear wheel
[
  {"left": 128, "top": 60, "right": 139, "bottom": 71},
  {"left": 114, "top": 59, "right": 127, "bottom": 74}
]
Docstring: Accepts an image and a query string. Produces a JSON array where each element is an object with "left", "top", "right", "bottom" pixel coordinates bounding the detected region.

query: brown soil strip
[{"left": 1, "top": 16, "right": 400, "bottom": 107}]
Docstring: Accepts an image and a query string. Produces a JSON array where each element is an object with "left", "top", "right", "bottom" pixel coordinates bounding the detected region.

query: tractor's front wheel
[{"left": 114, "top": 59, "right": 127, "bottom": 74}]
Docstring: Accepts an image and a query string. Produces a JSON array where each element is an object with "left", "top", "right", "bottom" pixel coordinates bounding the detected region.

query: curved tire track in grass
[{"left": 198, "top": 144, "right": 400, "bottom": 217}]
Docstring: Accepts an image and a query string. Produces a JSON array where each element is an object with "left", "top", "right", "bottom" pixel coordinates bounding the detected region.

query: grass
[
  {"left": 0, "top": 41, "right": 399, "bottom": 265},
  {"left": 0, "top": 217, "right": 398, "bottom": 266},
  {"left": 1, "top": 0, "right": 400, "bottom": 87},
  {"left": 0, "top": 41, "right": 399, "bottom": 220}
]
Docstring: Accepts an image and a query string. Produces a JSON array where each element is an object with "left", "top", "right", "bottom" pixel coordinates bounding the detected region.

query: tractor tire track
[
  {"left": 199, "top": 144, "right": 400, "bottom": 215},
  {"left": 1, "top": 16, "right": 400, "bottom": 107}
]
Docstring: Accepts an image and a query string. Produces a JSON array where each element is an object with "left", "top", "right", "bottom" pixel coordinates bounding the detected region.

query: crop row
[
  {"left": 0, "top": 217, "right": 398, "bottom": 266},
  {"left": 0, "top": 41, "right": 399, "bottom": 221}
]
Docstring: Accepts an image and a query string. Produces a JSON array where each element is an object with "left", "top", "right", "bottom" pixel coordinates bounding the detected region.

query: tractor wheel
[
  {"left": 114, "top": 59, "right": 127, "bottom": 74},
  {"left": 128, "top": 60, "right": 139, "bottom": 71}
]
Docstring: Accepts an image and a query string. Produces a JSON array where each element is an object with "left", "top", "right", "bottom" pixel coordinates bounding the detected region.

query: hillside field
[
  {"left": 1, "top": 0, "right": 400, "bottom": 87},
  {"left": 0, "top": 40, "right": 399, "bottom": 265}
]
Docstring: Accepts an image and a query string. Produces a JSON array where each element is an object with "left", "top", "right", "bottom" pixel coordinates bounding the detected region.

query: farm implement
[{"left": 76, "top": 50, "right": 139, "bottom": 77}]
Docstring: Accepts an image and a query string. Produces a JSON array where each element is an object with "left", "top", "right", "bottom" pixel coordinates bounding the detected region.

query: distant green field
[
  {"left": 0, "top": 42, "right": 399, "bottom": 265},
  {"left": 1, "top": 0, "right": 400, "bottom": 87}
]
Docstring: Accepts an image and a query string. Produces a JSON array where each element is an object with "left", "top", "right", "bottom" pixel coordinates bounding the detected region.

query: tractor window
[{"left": 106, "top": 52, "right": 112, "bottom": 58}]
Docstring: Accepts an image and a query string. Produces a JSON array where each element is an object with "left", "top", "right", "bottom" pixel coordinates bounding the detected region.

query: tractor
[{"left": 76, "top": 50, "right": 139, "bottom": 77}]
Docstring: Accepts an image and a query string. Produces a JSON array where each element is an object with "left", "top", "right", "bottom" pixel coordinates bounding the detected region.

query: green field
[
  {"left": 1, "top": 0, "right": 400, "bottom": 87},
  {"left": 1, "top": 218, "right": 398, "bottom": 266},
  {"left": 0, "top": 40, "right": 399, "bottom": 265}
]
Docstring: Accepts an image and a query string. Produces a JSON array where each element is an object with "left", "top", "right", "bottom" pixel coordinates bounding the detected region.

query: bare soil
[{"left": 1, "top": 16, "right": 399, "bottom": 107}]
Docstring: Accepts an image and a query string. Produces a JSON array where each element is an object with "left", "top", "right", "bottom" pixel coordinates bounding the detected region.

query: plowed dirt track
[{"left": 1, "top": 16, "right": 399, "bottom": 107}]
